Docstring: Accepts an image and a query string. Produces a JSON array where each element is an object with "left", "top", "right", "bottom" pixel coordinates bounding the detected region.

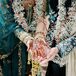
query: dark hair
[
  {"left": 49, "top": 0, "right": 58, "bottom": 13},
  {"left": 65, "top": 0, "right": 72, "bottom": 7},
  {"left": 49, "top": 0, "right": 72, "bottom": 13}
]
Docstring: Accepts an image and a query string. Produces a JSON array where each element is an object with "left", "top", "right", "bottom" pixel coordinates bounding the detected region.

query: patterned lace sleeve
[
  {"left": 14, "top": 26, "right": 33, "bottom": 45},
  {"left": 56, "top": 36, "right": 76, "bottom": 57}
]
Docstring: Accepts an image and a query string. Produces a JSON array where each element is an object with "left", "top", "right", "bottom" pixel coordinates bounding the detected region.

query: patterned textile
[
  {"left": 0, "top": 0, "right": 17, "bottom": 39},
  {"left": 55, "top": 1, "right": 76, "bottom": 57},
  {"left": 0, "top": 0, "right": 27, "bottom": 76},
  {"left": 12, "top": 0, "right": 76, "bottom": 75},
  {"left": 0, "top": 0, "right": 76, "bottom": 76},
  {"left": 0, "top": 0, "right": 18, "bottom": 54},
  {"left": 38, "top": 0, "right": 76, "bottom": 66},
  {"left": 57, "top": 36, "right": 76, "bottom": 57},
  {"left": 23, "top": 0, "right": 76, "bottom": 57},
  {"left": 48, "top": 0, "right": 76, "bottom": 66},
  {"left": 13, "top": 0, "right": 76, "bottom": 66}
]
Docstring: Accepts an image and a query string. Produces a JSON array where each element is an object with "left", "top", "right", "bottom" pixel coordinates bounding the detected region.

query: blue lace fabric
[{"left": 56, "top": 36, "right": 76, "bottom": 57}]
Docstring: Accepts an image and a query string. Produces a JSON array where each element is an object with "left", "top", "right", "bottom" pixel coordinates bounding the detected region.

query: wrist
[
  {"left": 55, "top": 46, "right": 61, "bottom": 57},
  {"left": 24, "top": 36, "right": 33, "bottom": 46},
  {"left": 55, "top": 47, "right": 59, "bottom": 53},
  {"left": 35, "top": 32, "right": 45, "bottom": 38},
  {"left": 36, "top": 17, "right": 49, "bottom": 35},
  {"left": 34, "top": 32, "right": 46, "bottom": 44}
]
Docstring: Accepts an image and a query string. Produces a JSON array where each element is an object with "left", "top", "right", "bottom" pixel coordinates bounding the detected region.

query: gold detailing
[
  {"left": 18, "top": 42, "right": 22, "bottom": 76},
  {"left": 32, "top": 60, "right": 40, "bottom": 76}
]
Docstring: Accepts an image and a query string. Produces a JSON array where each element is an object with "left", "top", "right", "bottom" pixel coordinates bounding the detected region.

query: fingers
[
  {"left": 27, "top": 39, "right": 33, "bottom": 51},
  {"left": 47, "top": 50, "right": 55, "bottom": 60},
  {"left": 38, "top": 56, "right": 44, "bottom": 62},
  {"left": 38, "top": 56, "right": 48, "bottom": 67},
  {"left": 47, "top": 48, "right": 59, "bottom": 61},
  {"left": 37, "top": 48, "right": 46, "bottom": 58},
  {"left": 28, "top": 38, "right": 52, "bottom": 62},
  {"left": 39, "top": 58, "right": 48, "bottom": 67},
  {"left": 48, "top": 53, "right": 56, "bottom": 61}
]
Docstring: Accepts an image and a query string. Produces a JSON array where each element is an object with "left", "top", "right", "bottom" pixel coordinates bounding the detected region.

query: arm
[
  {"left": 45, "top": 35, "right": 76, "bottom": 67},
  {"left": 55, "top": 0, "right": 76, "bottom": 57},
  {"left": 56, "top": 35, "right": 76, "bottom": 57},
  {"left": 14, "top": 26, "right": 33, "bottom": 47}
]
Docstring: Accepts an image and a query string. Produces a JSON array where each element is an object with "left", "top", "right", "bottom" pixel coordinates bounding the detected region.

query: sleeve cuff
[{"left": 56, "top": 36, "right": 76, "bottom": 57}]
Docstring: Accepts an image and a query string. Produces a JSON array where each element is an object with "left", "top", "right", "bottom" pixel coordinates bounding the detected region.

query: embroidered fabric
[{"left": 53, "top": 1, "right": 76, "bottom": 66}]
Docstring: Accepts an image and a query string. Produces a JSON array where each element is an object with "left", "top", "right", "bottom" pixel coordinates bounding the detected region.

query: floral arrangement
[
  {"left": 12, "top": 0, "right": 47, "bottom": 76},
  {"left": 12, "top": 0, "right": 29, "bottom": 31}
]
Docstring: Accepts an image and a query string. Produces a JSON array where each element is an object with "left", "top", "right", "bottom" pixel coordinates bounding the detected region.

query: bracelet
[
  {"left": 35, "top": 35, "right": 46, "bottom": 45},
  {"left": 35, "top": 32, "right": 45, "bottom": 37},
  {"left": 34, "top": 32, "right": 46, "bottom": 44}
]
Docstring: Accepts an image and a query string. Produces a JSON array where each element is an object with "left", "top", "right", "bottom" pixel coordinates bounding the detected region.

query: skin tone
[
  {"left": 22, "top": 0, "right": 59, "bottom": 64},
  {"left": 22, "top": 1, "right": 59, "bottom": 75},
  {"left": 23, "top": 0, "right": 35, "bottom": 10},
  {"left": 29, "top": 16, "right": 59, "bottom": 75},
  {"left": 25, "top": 16, "right": 59, "bottom": 75},
  {"left": 34, "top": 16, "right": 59, "bottom": 63},
  {"left": 36, "top": 16, "right": 50, "bottom": 36}
]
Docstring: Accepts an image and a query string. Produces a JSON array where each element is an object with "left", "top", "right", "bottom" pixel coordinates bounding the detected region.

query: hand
[
  {"left": 38, "top": 56, "right": 48, "bottom": 67},
  {"left": 26, "top": 38, "right": 33, "bottom": 50},
  {"left": 38, "top": 47, "right": 59, "bottom": 67},
  {"left": 47, "top": 47, "right": 59, "bottom": 61},
  {"left": 27, "top": 38, "right": 50, "bottom": 61},
  {"left": 29, "top": 39, "right": 48, "bottom": 60}
]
